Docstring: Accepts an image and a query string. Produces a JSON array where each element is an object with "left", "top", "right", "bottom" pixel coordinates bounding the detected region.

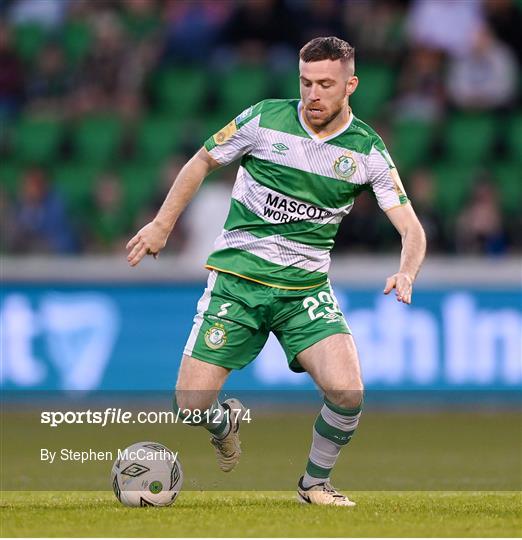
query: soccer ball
[{"left": 111, "top": 441, "right": 183, "bottom": 507}]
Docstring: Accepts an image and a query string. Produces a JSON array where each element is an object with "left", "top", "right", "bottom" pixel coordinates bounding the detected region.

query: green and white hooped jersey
[{"left": 204, "top": 99, "right": 408, "bottom": 290}]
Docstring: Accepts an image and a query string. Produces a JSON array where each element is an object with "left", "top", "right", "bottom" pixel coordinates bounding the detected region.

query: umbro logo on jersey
[{"left": 272, "top": 142, "right": 289, "bottom": 155}]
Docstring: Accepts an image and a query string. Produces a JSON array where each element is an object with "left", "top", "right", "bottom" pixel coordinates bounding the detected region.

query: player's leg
[
  {"left": 176, "top": 270, "right": 270, "bottom": 471},
  {"left": 296, "top": 333, "right": 363, "bottom": 506},
  {"left": 272, "top": 283, "right": 362, "bottom": 505},
  {"left": 298, "top": 333, "right": 363, "bottom": 409},
  {"left": 174, "top": 355, "right": 246, "bottom": 472},
  {"left": 174, "top": 353, "right": 231, "bottom": 435},
  {"left": 175, "top": 353, "right": 230, "bottom": 410}
]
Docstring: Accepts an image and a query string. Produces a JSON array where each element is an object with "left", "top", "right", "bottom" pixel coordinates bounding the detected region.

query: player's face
[{"left": 299, "top": 59, "right": 358, "bottom": 129}]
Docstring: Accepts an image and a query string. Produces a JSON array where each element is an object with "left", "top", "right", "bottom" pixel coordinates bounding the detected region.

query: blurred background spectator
[
  {"left": 0, "top": 20, "right": 25, "bottom": 118},
  {"left": 455, "top": 180, "right": 507, "bottom": 254},
  {"left": 405, "top": 168, "right": 447, "bottom": 252},
  {"left": 25, "top": 41, "right": 73, "bottom": 114},
  {"left": 393, "top": 47, "right": 445, "bottom": 121},
  {"left": 215, "top": 0, "right": 297, "bottom": 67},
  {"left": 7, "top": 166, "right": 78, "bottom": 253},
  {"left": 447, "top": 25, "right": 518, "bottom": 110},
  {"left": 484, "top": 0, "right": 522, "bottom": 63},
  {"left": 83, "top": 171, "right": 129, "bottom": 253},
  {"left": 7, "top": 0, "right": 67, "bottom": 30},
  {"left": 0, "top": 0, "right": 520, "bottom": 257},
  {"left": 406, "top": 0, "right": 484, "bottom": 56}
]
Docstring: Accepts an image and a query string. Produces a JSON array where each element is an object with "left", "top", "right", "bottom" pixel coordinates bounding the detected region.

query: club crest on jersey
[
  {"left": 204, "top": 323, "right": 227, "bottom": 350},
  {"left": 333, "top": 153, "right": 357, "bottom": 179}
]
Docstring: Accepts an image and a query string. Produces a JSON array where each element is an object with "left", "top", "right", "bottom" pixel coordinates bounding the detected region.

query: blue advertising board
[{"left": 1, "top": 283, "right": 521, "bottom": 392}]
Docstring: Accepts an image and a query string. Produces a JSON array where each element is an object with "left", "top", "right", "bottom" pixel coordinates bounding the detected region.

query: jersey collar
[{"left": 298, "top": 100, "right": 354, "bottom": 143}]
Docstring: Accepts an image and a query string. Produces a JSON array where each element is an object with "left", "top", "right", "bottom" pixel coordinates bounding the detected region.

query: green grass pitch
[
  {"left": 1, "top": 490, "right": 520, "bottom": 537},
  {"left": 1, "top": 410, "right": 521, "bottom": 536}
]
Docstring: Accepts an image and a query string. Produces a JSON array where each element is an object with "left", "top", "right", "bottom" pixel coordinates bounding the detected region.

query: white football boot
[
  {"left": 210, "top": 398, "right": 246, "bottom": 472},
  {"left": 297, "top": 476, "right": 356, "bottom": 507}
]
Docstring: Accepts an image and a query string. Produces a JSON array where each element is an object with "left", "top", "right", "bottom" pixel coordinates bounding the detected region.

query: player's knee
[
  {"left": 173, "top": 389, "right": 214, "bottom": 418},
  {"left": 327, "top": 380, "right": 364, "bottom": 411}
]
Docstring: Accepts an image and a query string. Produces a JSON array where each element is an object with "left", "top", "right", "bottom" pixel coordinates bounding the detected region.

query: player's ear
[{"left": 346, "top": 76, "right": 358, "bottom": 97}]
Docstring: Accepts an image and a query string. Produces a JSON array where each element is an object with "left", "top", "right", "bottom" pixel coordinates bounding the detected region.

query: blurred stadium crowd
[{"left": 0, "top": 0, "right": 520, "bottom": 257}]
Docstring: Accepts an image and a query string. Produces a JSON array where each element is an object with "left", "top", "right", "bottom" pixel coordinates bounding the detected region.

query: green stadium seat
[
  {"left": 217, "top": 65, "right": 269, "bottom": 117},
  {"left": 13, "top": 23, "right": 46, "bottom": 64},
  {"left": 134, "top": 116, "right": 184, "bottom": 163},
  {"left": 350, "top": 63, "right": 395, "bottom": 121},
  {"left": 90, "top": 205, "right": 131, "bottom": 247},
  {"left": 12, "top": 116, "right": 64, "bottom": 163},
  {"left": 119, "top": 162, "right": 160, "bottom": 214},
  {"left": 506, "top": 114, "right": 522, "bottom": 162},
  {"left": 432, "top": 162, "right": 477, "bottom": 217},
  {"left": 199, "top": 112, "right": 235, "bottom": 145},
  {"left": 52, "top": 161, "right": 99, "bottom": 213},
  {"left": 277, "top": 69, "right": 300, "bottom": 100},
  {"left": 153, "top": 67, "right": 207, "bottom": 117},
  {"left": 87, "top": 174, "right": 133, "bottom": 246},
  {"left": 494, "top": 162, "right": 521, "bottom": 216},
  {"left": 391, "top": 120, "right": 436, "bottom": 174},
  {"left": 73, "top": 115, "right": 123, "bottom": 165},
  {"left": 445, "top": 113, "right": 496, "bottom": 164},
  {"left": 61, "top": 21, "right": 92, "bottom": 64},
  {"left": 0, "top": 115, "right": 13, "bottom": 147},
  {"left": 0, "top": 160, "right": 23, "bottom": 197},
  {"left": 122, "top": 11, "right": 160, "bottom": 41}
]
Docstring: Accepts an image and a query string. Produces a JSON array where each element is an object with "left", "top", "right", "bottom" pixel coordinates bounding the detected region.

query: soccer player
[{"left": 126, "top": 36, "right": 426, "bottom": 506}]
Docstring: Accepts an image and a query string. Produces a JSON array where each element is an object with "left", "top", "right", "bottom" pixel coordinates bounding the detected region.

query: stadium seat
[
  {"left": 90, "top": 203, "right": 131, "bottom": 248},
  {"left": 506, "top": 114, "right": 522, "bottom": 162},
  {"left": 277, "top": 69, "right": 300, "bottom": 100},
  {"left": 445, "top": 114, "right": 496, "bottom": 164},
  {"left": 87, "top": 172, "right": 135, "bottom": 246},
  {"left": 0, "top": 113, "right": 13, "bottom": 146},
  {"left": 152, "top": 67, "right": 207, "bottom": 118},
  {"left": 432, "top": 161, "right": 476, "bottom": 217},
  {"left": 200, "top": 112, "right": 235, "bottom": 142},
  {"left": 13, "top": 23, "right": 46, "bottom": 64},
  {"left": 0, "top": 160, "right": 23, "bottom": 197},
  {"left": 12, "top": 116, "right": 64, "bottom": 164},
  {"left": 390, "top": 120, "right": 436, "bottom": 174},
  {"left": 72, "top": 115, "right": 124, "bottom": 165},
  {"left": 217, "top": 65, "right": 269, "bottom": 117},
  {"left": 350, "top": 63, "right": 395, "bottom": 121},
  {"left": 119, "top": 162, "right": 160, "bottom": 214},
  {"left": 122, "top": 11, "right": 159, "bottom": 41},
  {"left": 495, "top": 162, "right": 521, "bottom": 216},
  {"left": 134, "top": 116, "right": 184, "bottom": 163},
  {"left": 61, "top": 21, "right": 92, "bottom": 64},
  {"left": 52, "top": 161, "right": 99, "bottom": 213}
]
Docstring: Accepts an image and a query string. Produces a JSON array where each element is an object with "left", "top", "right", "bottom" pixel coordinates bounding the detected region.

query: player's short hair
[{"left": 299, "top": 36, "right": 355, "bottom": 72}]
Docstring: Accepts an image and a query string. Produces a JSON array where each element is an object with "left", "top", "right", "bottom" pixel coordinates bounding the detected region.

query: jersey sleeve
[
  {"left": 203, "top": 102, "right": 263, "bottom": 165},
  {"left": 367, "top": 137, "right": 409, "bottom": 211}
]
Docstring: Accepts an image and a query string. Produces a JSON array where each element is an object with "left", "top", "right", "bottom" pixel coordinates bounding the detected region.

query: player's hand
[
  {"left": 126, "top": 220, "right": 169, "bottom": 267},
  {"left": 383, "top": 272, "right": 413, "bottom": 304}
]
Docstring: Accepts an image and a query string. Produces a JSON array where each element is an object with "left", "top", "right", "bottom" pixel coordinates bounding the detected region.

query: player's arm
[
  {"left": 127, "top": 102, "right": 262, "bottom": 266},
  {"left": 126, "top": 147, "right": 220, "bottom": 267},
  {"left": 383, "top": 203, "right": 426, "bottom": 304},
  {"left": 366, "top": 137, "right": 426, "bottom": 304}
]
